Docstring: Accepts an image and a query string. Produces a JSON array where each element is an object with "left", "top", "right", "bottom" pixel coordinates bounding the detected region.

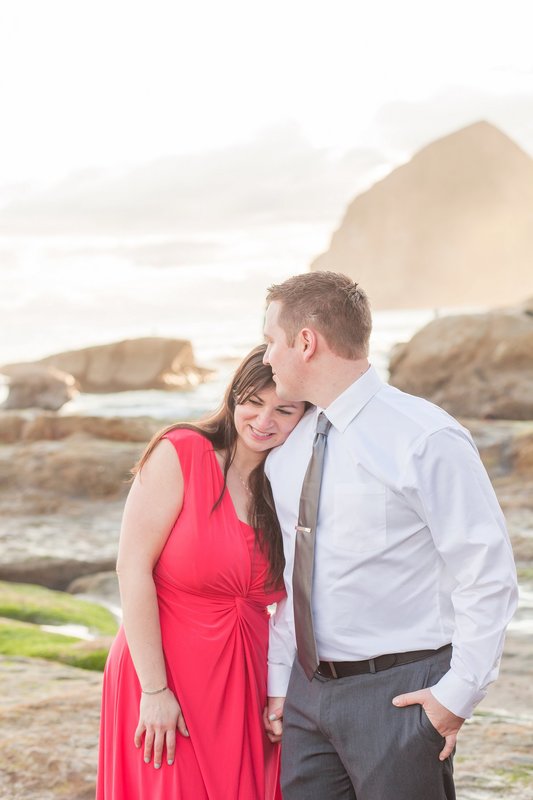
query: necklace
[{"left": 232, "top": 465, "right": 251, "bottom": 495}]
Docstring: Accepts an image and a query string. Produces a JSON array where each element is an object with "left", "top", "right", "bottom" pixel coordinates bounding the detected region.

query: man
[{"left": 262, "top": 271, "right": 517, "bottom": 800}]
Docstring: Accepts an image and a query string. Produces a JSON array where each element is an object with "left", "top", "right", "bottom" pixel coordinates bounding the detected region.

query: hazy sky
[
  {"left": 1, "top": 0, "right": 532, "bottom": 191},
  {"left": 1, "top": 0, "right": 532, "bottom": 367}
]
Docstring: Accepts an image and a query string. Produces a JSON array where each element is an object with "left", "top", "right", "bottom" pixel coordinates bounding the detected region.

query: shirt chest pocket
[{"left": 331, "top": 483, "right": 387, "bottom": 553}]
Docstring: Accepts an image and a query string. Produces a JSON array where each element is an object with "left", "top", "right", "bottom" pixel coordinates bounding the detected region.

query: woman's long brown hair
[{"left": 133, "top": 344, "right": 286, "bottom": 588}]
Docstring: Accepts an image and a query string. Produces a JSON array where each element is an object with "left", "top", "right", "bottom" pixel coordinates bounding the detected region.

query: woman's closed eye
[{"left": 276, "top": 407, "right": 298, "bottom": 416}]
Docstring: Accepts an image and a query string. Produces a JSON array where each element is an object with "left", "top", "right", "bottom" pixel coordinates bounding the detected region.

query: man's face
[{"left": 263, "top": 301, "right": 304, "bottom": 401}]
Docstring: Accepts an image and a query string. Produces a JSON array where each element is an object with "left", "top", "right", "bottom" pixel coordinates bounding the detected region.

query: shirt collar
[{"left": 316, "top": 365, "right": 384, "bottom": 433}]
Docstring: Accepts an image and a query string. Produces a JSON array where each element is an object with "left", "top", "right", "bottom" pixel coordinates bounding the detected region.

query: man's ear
[{"left": 300, "top": 328, "right": 317, "bottom": 362}]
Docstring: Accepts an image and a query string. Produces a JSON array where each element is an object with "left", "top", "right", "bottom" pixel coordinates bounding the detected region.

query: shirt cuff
[
  {"left": 267, "top": 662, "right": 293, "bottom": 697},
  {"left": 430, "top": 668, "right": 487, "bottom": 719}
]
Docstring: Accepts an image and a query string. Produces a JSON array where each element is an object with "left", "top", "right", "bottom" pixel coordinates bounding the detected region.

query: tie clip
[{"left": 295, "top": 525, "right": 312, "bottom": 533}]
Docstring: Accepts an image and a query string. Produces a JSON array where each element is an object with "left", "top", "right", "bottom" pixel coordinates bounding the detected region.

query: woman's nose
[{"left": 256, "top": 407, "right": 274, "bottom": 428}]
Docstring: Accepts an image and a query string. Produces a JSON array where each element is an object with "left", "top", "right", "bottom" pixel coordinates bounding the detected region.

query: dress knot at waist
[{"left": 155, "top": 579, "right": 268, "bottom": 614}]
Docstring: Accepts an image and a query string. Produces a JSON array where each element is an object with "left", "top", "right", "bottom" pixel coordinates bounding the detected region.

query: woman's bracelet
[{"left": 141, "top": 685, "right": 168, "bottom": 695}]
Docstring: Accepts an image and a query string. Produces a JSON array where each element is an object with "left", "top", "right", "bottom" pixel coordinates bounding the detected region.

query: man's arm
[
  {"left": 401, "top": 427, "right": 518, "bottom": 718},
  {"left": 264, "top": 595, "right": 296, "bottom": 740}
]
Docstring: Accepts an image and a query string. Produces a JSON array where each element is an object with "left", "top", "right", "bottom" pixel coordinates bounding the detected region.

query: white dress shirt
[{"left": 265, "top": 366, "right": 518, "bottom": 719}]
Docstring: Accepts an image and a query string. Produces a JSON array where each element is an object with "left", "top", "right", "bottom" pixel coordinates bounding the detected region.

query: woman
[{"left": 96, "top": 344, "right": 306, "bottom": 799}]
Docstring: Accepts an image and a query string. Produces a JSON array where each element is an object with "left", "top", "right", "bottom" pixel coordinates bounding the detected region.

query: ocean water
[
  {"left": 1, "top": 228, "right": 449, "bottom": 419},
  {"left": 1, "top": 304, "right": 438, "bottom": 420},
  {"left": 1, "top": 312, "right": 438, "bottom": 419}
]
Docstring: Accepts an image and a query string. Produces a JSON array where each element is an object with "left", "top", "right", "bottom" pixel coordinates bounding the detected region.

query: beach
[
  {"left": 1, "top": 272, "right": 531, "bottom": 798},
  {"left": 0, "top": 408, "right": 531, "bottom": 798}
]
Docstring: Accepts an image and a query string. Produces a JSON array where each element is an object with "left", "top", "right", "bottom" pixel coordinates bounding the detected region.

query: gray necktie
[{"left": 292, "top": 412, "right": 332, "bottom": 679}]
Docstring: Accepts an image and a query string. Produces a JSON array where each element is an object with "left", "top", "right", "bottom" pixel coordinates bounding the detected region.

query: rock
[
  {"left": 311, "top": 122, "right": 533, "bottom": 309},
  {"left": 0, "top": 437, "right": 140, "bottom": 499},
  {"left": 0, "top": 421, "right": 149, "bottom": 591},
  {"left": 0, "top": 557, "right": 118, "bottom": 592},
  {"left": 457, "top": 633, "right": 533, "bottom": 797},
  {"left": 68, "top": 571, "right": 121, "bottom": 611},
  {"left": 0, "top": 411, "right": 165, "bottom": 444},
  {"left": 466, "top": 420, "right": 533, "bottom": 480},
  {"left": 2, "top": 630, "right": 533, "bottom": 800},
  {"left": 512, "top": 433, "right": 533, "bottom": 474},
  {"left": 1, "top": 364, "right": 78, "bottom": 411},
  {"left": 514, "top": 296, "right": 533, "bottom": 316},
  {"left": 0, "top": 439, "right": 130, "bottom": 588},
  {"left": 0, "top": 409, "right": 531, "bottom": 799},
  {"left": 1, "top": 337, "right": 212, "bottom": 394},
  {"left": 466, "top": 419, "right": 533, "bottom": 567},
  {"left": 0, "top": 412, "right": 26, "bottom": 443},
  {"left": 388, "top": 307, "right": 533, "bottom": 419},
  {"left": 0, "top": 656, "right": 102, "bottom": 800},
  {"left": 0, "top": 507, "right": 121, "bottom": 589}
]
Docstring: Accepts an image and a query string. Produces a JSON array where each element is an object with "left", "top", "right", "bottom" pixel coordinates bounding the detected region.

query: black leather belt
[{"left": 315, "top": 644, "right": 452, "bottom": 679}]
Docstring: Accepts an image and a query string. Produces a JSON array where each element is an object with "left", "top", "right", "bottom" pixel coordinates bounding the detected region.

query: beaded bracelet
[{"left": 141, "top": 685, "right": 168, "bottom": 695}]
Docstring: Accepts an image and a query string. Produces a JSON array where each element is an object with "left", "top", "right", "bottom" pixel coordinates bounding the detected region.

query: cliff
[{"left": 311, "top": 122, "right": 533, "bottom": 309}]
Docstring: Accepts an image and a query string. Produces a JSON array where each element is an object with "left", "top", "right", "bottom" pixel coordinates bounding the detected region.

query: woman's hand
[
  {"left": 263, "top": 696, "right": 285, "bottom": 743},
  {"left": 134, "top": 689, "right": 189, "bottom": 768}
]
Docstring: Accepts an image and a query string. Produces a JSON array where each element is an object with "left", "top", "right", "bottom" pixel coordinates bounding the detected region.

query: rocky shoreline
[
  {"left": 0, "top": 337, "right": 213, "bottom": 411},
  {"left": 0, "top": 411, "right": 532, "bottom": 798}
]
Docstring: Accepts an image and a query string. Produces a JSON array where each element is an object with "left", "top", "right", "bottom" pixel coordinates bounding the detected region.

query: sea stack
[{"left": 311, "top": 122, "right": 533, "bottom": 309}]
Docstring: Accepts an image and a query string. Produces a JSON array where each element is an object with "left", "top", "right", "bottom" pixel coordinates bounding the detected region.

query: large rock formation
[
  {"left": 0, "top": 337, "right": 211, "bottom": 395},
  {"left": 388, "top": 302, "right": 533, "bottom": 420},
  {"left": 311, "top": 122, "right": 533, "bottom": 309}
]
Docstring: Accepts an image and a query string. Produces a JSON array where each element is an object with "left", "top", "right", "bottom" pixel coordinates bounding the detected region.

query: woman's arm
[{"left": 116, "top": 438, "right": 188, "bottom": 768}]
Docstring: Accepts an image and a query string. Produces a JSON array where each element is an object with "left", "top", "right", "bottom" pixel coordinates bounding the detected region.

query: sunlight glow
[{"left": 0, "top": 0, "right": 531, "bottom": 184}]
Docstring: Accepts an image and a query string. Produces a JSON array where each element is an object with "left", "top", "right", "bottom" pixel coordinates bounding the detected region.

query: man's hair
[{"left": 266, "top": 271, "right": 372, "bottom": 358}]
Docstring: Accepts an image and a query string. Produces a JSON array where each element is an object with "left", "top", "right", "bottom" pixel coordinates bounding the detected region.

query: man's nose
[{"left": 262, "top": 344, "right": 270, "bottom": 365}]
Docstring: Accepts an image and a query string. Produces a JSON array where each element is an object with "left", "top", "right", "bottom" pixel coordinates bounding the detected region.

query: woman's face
[{"left": 234, "top": 384, "right": 306, "bottom": 455}]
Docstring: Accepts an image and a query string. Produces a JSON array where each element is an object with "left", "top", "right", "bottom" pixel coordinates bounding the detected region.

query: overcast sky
[{"left": 1, "top": 0, "right": 532, "bottom": 195}]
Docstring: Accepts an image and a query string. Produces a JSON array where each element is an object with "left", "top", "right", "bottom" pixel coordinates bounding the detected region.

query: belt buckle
[{"left": 316, "top": 661, "right": 338, "bottom": 680}]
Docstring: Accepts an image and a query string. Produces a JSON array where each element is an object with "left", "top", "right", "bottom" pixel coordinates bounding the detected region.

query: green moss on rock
[
  {"left": 0, "top": 618, "right": 112, "bottom": 671},
  {"left": 0, "top": 580, "right": 118, "bottom": 671},
  {"left": 0, "top": 580, "right": 118, "bottom": 635}
]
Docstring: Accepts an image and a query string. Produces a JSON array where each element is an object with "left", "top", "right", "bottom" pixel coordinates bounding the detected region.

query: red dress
[{"left": 96, "top": 429, "right": 284, "bottom": 799}]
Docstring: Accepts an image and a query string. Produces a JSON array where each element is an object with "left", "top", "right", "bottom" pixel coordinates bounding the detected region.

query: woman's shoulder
[
  {"left": 161, "top": 428, "right": 215, "bottom": 479},
  {"left": 162, "top": 426, "right": 212, "bottom": 454}
]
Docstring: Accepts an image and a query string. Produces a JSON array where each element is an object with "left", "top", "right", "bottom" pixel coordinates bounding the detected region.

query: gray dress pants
[{"left": 281, "top": 647, "right": 456, "bottom": 800}]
